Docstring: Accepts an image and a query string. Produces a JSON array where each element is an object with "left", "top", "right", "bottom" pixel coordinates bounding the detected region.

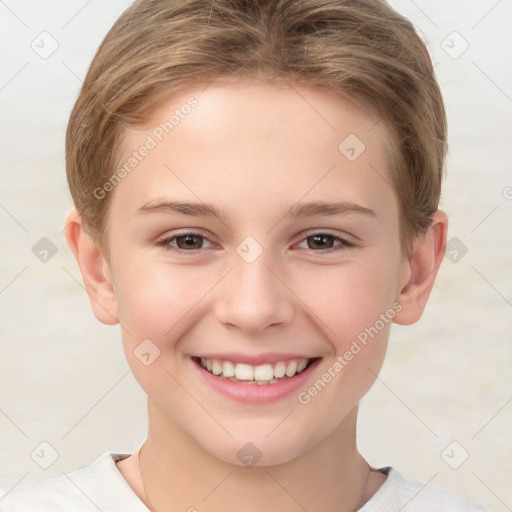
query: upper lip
[{"left": 192, "top": 353, "right": 320, "bottom": 366}]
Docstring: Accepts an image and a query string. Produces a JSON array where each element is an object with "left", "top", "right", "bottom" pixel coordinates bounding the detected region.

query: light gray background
[{"left": 1, "top": 0, "right": 511, "bottom": 510}]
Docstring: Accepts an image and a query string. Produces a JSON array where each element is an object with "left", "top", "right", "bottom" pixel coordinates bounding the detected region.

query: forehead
[{"left": 112, "top": 79, "right": 396, "bottom": 223}]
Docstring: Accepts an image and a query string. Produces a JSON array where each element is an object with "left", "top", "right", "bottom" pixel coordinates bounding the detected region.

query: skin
[{"left": 66, "top": 78, "right": 447, "bottom": 511}]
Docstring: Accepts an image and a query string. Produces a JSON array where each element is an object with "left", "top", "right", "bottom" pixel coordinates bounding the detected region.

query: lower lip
[{"left": 190, "top": 357, "right": 321, "bottom": 404}]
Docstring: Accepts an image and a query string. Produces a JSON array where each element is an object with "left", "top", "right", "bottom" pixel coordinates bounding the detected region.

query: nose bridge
[{"left": 214, "top": 248, "right": 293, "bottom": 333}]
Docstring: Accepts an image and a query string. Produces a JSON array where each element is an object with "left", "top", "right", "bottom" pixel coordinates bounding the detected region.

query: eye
[
  {"left": 158, "top": 232, "right": 213, "bottom": 252},
  {"left": 296, "top": 233, "right": 354, "bottom": 252}
]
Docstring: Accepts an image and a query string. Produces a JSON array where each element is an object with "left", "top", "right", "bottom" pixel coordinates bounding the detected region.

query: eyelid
[{"left": 298, "top": 228, "right": 355, "bottom": 243}]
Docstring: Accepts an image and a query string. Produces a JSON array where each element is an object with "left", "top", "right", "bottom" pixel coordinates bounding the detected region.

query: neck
[{"left": 129, "top": 399, "right": 382, "bottom": 512}]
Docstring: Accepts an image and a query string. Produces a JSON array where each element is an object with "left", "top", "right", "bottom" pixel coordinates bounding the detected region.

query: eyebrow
[
  {"left": 137, "top": 200, "right": 376, "bottom": 220},
  {"left": 137, "top": 200, "right": 225, "bottom": 218},
  {"left": 286, "top": 201, "right": 376, "bottom": 219}
]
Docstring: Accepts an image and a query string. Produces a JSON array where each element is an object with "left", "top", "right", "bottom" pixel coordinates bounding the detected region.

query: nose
[{"left": 214, "top": 254, "right": 294, "bottom": 334}]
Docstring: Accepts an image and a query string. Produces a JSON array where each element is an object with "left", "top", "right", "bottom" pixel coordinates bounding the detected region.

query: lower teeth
[{"left": 224, "top": 376, "right": 285, "bottom": 385}]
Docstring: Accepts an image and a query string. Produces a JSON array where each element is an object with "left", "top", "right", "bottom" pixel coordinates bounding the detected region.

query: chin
[{"left": 196, "top": 428, "right": 313, "bottom": 468}]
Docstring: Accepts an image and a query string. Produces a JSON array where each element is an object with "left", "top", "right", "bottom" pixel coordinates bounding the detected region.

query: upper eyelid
[
  {"left": 159, "top": 229, "right": 213, "bottom": 241},
  {"left": 295, "top": 229, "right": 355, "bottom": 244}
]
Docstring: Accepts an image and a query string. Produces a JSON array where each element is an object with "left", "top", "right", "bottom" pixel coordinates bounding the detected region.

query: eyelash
[{"left": 157, "top": 231, "right": 355, "bottom": 254}]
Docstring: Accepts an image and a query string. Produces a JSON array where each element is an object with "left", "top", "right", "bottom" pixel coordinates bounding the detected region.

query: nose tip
[{"left": 214, "top": 259, "right": 294, "bottom": 334}]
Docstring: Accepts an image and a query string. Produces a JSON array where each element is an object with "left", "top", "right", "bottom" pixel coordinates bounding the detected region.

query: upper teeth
[{"left": 199, "top": 357, "right": 310, "bottom": 382}]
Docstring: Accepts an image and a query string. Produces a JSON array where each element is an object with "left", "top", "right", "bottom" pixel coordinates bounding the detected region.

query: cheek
[
  {"left": 293, "top": 255, "right": 399, "bottom": 345},
  {"left": 290, "top": 262, "right": 397, "bottom": 424},
  {"left": 113, "top": 263, "right": 215, "bottom": 399},
  {"left": 116, "top": 264, "right": 210, "bottom": 338}
]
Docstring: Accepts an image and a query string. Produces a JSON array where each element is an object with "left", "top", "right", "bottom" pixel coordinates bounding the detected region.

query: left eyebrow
[{"left": 285, "top": 201, "right": 377, "bottom": 219}]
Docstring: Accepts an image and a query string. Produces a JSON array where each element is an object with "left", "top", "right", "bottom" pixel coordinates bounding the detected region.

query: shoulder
[
  {"left": 361, "top": 467, "right": 489, "bottom": 512},
  {"left": 0, "top": 453, "right": 147, "bottom": 512}
]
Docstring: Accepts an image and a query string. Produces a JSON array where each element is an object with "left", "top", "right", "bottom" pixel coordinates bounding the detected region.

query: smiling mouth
[{"left": 193, "top": 356, "right": 319, "bottom": 385}]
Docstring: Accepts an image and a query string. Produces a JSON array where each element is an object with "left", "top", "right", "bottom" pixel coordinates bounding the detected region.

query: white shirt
[{"left": 0, "top": 453, "right": 488, "bottom": 511}]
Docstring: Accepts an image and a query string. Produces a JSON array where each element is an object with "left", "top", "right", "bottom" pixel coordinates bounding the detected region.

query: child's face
[{"left": 105, "top": 79, "right": 411, "bottom": 465}]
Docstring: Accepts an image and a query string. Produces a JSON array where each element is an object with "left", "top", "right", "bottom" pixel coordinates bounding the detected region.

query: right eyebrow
[{"left": 136, "top": 200, "right": 228, "bottom": 220}]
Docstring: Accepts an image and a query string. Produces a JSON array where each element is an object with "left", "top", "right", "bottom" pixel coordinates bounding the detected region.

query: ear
[
  {"left": 64, "top": 209, "right": 119, "bottom": 325},
  {"left": 393, "top": 210, "right": 448, "bottom": 325}
]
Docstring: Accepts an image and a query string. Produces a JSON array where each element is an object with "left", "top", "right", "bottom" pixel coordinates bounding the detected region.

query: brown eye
[
  {"left": 158, "top": 232, "right": 213, "bottom": 252},
  {"left": 307, "top": 234, "right": 335, "bottom": 250},
  {"left": 174, "top": 234, "right": 204, "bottom": 250},
  {"left": 296, "top": 232, "right": 354, "bottom": 252}
]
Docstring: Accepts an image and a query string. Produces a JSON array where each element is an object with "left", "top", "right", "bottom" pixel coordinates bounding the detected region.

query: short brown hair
[{"left": 66, "top": 0, "right": 447, "bottom": 254}]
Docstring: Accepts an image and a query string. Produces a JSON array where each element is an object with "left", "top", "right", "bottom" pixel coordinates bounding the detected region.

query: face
[{"left": 104, "top": 79, "right": 410, "bottom": 466}]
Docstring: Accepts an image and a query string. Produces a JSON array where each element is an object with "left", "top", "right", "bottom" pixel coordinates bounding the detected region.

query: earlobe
[
  {"left": 393, "top": 210, "right": 448, "bottom": 325},
  {"left": 64, "top": 209, "right": 119, "bottom": 325}
]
